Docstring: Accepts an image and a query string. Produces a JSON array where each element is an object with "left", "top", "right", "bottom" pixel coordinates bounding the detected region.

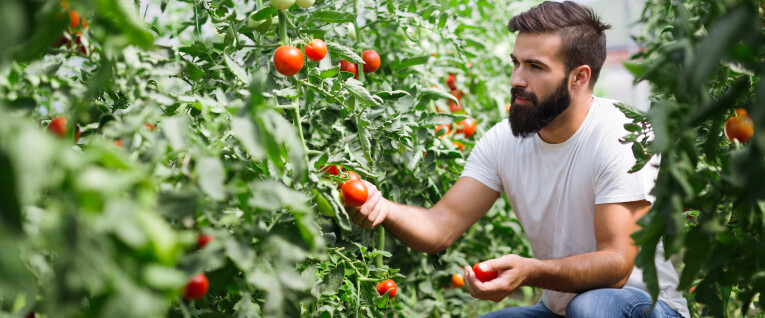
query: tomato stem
[
  {"left": 376, "top": 227, "right": 385, "bottom": 269},
  {"left": 278, "top": 10, "right": 288, "bottom": 44},
  {"left": 353, "top": 0, "right": 365, "bottom": 83}
]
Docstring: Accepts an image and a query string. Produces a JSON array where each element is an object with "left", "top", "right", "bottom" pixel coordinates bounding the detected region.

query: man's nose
[{"left": 510, "top": 70, "right": 527, "bottom": 89}]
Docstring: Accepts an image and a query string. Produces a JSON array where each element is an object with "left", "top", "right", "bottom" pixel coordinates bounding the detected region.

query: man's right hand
[{"left": 345, "top": 180, "right": 391, "bottom": 229}]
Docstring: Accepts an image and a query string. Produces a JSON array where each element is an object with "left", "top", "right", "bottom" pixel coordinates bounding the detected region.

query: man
[{"left": 347, "top": 1, "right": 689, "bottom": 317}]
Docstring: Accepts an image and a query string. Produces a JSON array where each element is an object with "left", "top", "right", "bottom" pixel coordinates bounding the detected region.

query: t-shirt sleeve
[
  {"left": 460, "top": 123, "right": 504, "bottom": 193},
  {"left": 594, "top": 125, "right": 659, "bottom": 205}
]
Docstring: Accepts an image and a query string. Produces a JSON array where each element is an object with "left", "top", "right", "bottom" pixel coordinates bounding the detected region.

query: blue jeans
[{"left": 480, "top": 287, "right": 683, "bottom": 318}]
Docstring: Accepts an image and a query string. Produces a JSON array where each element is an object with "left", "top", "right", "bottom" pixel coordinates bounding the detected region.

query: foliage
[{"left": 622, "top": 1, "right": 765, "bottom": 317}]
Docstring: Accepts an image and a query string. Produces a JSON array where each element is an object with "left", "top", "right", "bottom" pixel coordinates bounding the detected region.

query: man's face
[{"left": 508, "top": 32, "right": 572, "bottom": 138}]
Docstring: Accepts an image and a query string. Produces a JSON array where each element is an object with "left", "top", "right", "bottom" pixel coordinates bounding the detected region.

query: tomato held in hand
[
  {"left": 362, "top": 50, "right": 380, "bottom": 73},
  {"left": 451, "top": 273, "right": 464, "bottom": 288},
  {"left": 183, "top": 273, "right": 209, "bottom": 300},
  {"left": 473, "top": 262, "right": 498, "bottom": 282},
  {"left": 339, "top": 60, "right": 358, "bottom": 78},
  {"left": 376, "top": 279, "right": 397, "bottom": 299},
  {"left": 341, "top": 179, "right": 368, "bottom": 207},
  {"left": 196, "top": 234, "right": 214, "bottom": 249},
  {"left": 455, "top": 118, "right": 476, "bottom": 138},
  {"left": 273, "top": 45, "right": 304, "bottom": 76},
  {"left": 724, "top": 108, "right": 754, "bottom": 143},
  {"left": 305, "top": 39, "right": 327, "bottom": 61}
]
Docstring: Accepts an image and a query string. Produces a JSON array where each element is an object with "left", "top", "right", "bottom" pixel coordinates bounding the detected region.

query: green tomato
[
  {"left": 311, "top": 189, "right": 335, "bottom": 217},
  {"left": 296, "top": 0, "right": 315, "bottom": 8},
  {"left": 271, "top": 0, "right": 295, "bottom": 10}
]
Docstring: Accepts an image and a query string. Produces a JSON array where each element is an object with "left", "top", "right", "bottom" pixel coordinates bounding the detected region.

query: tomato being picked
[
  {"left": 305, "top": 39, "right": 327, "bottom": 62},
  {"left": 724, "top": 108, "right": 754, "bottom": 143},
  {"left": 473, "top": 262, "right": 498, "bottom": 282},
  {"left": 362, "top": 50, "right": 381, "bottom": 73},
  {"left": 183, "top": 273, "right": 209, "bottom": 300},
  {"left": 341, "top": 179, "right": 367, "bottom": 207},
  {"left": 339, "top": 60, "right": 358, "bottom": 78},
  {"left": 376, "top": 279, "right": 397, "bottom": 299},
  {"left": 273, "top": 45, "right": 304, "bottom": 76}
]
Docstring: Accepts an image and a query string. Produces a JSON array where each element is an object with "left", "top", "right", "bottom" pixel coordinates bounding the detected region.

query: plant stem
[
  {"left": 278, "top": 10, "right": 288, "bottom": 44},
  {"left": 353, "top": 0, "right": 365, "bottom": 82},
  {"left": 376, "top": 227, "right": 385, "bottom": 269}
]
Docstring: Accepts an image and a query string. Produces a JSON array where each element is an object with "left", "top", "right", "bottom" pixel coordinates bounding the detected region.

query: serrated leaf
[
  {"left": 320, "top": 67, "right": 340, "bottom": 79},
  {"left": 326, "top": 42, "right": 364, "bottom": 64},
  {"left": 421, "top": 87, "right": 459, "bottom": 104},
  {"left": 252, "top": 7, "right": 277, "bottom": 20},
  {"left": 225, "top": 54, "right": 249, "bottom": 83},
  {"left": 375, "top": 90, "right": 410, "bottom": 101},
  {"left": 314, "top": 10, "right": 355, "bottom": 23},
  {"left": 614, "top": 102, "right": 646, "bottom": 120},
  {"left": 345, "top": 82, "right": 381, "bottom": 106}
]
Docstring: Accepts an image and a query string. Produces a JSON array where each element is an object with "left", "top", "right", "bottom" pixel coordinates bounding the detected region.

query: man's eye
[{"left": 531, "top": 64, "right": 542, "bottom": 70}]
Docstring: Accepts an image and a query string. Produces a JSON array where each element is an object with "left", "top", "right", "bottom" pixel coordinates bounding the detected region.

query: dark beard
[{"left": 508, "top": 75, "right": 571, "bottom": 138}]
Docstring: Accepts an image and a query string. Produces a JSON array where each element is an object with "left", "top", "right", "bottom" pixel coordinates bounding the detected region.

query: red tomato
[
  {"left": 273, "top": 45, "right": 304, "bottom": 76},
  {"left": 451, "top": 273, "right": 464, "bottom": 288},
  {"left": 144, "top": 123, "right": 157, "bottom": 130},
  {"left": 305, "top": 39, "right": 327, "bottom": 62},
  {"left": 341, "top": 179, "right": 368, "bottom": 207},
  {"left": 724, "top": 108, "right": 754, "bottom": 143},
  {"left": 689, "top": 285, "right": 697, "bottom": 293},
  {"left": 448, "top": 100, "right": 462, "bottom": 113},
  {"left": 183, "top": 273, "right": 209, "bottom": 300},
  {"left": 435, "top": 124, "right": 450, "bottom": 138},
  {"left": 376, "top": 279, "right": 397, "bottom": 299},
  {"left": 113, "top": 140, "right": 123, "bottom": 147},
  {"left": 322, "top": 165, "right": 341, "bottom": 176},
  {"left": 68, "top": 10, "right": 80, "bottom": 29},
  {"left": 339, "top": 60, "right": 358, "bottom": 79},
  {"left": 451, "top": 89, "right": 464, "bottom": 100},
  {"left": 362, "top": 50, "right": 380, "bottom": 73},
  {"left": 455, "top": 118, "right": 476, "bottom": 138},
  {"left": 473, "top": 262, "right": 498, "bottom": 282},
  {"left": 47, "top": 116, "right": 81, "bottom": 142},
  {"left": 452, "top": 141, "right": 465, "bottom": 151},
  {"left": 446, "top": 73, "right": 457, "bottom": 90},
  {"left": 197, "top": 234, "right": 214, "bottom": 249}
]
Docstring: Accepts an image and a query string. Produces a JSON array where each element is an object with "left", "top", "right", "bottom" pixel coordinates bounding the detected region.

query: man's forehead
[{"left": 511, "top": 32, "right": 563, "bottom": 65}]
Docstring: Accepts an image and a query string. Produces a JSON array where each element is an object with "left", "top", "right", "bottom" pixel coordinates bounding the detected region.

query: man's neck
[{"left": 537, "top": 92, "right": 594, "bottom": 144}]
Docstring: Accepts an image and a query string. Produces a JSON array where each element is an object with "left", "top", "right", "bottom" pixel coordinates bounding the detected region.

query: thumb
[{"left": 477, "top": 258, "right": 504, "bottom": 273}]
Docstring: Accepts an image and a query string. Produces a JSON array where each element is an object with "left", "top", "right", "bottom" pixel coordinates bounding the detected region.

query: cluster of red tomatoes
[
  {"left": 273, "top": 39, "right": 381, "bottom": 78},
  {"left": 431, "top": 74, "right": 477, "bottom": 151},
  {"left": 53, "top": 1, "right": 89, "bottom": 55}
]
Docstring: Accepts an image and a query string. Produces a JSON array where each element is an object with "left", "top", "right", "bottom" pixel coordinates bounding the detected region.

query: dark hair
[{"left": 507, "top": 1, "right": 611, "bottom": 89}]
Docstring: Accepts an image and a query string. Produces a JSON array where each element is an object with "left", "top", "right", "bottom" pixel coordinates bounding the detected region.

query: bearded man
[{"left": 344, "top": 1, "right": 690, "bottom": 317}]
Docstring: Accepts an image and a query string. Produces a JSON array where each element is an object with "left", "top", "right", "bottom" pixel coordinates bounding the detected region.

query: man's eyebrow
[{"left": 510, "top": 54, "right": 550, "bottom": 68}]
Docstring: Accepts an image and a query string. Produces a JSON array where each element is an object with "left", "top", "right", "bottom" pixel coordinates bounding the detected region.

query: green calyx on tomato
[{"left": 273, "top": 45, "right": 304, "bottom": 76}]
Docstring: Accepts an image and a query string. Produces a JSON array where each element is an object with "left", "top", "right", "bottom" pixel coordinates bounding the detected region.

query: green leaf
[
  {"left": 327, "top": 188, "right": 351, "bottom": 231},
  {"left": 0, "top": 147, "right": 21, "bottom": 232},
  {"left": 251, "top": 7, "right": 277, "bottom": 20},
  {"left": 197, "top": 157, "right": 226, "bottom": 201},
  {"left": 326, "top": 42, "right": 364, "bottom": 64},
  {"left": 313, "top": 10, "right": 355, "bottom": 23},
  {"left": 393, "top": 55, "right": 430, "bottom": 70},
  {"left": 161, "top": 116, "right": 189, "bottom": 151},
  {"left": 345, "top": 81, "right": 381, "bottom": 106},
  {"left": 231, "top": 117, "right": 266, "bottom": 160},
  {"left": 94, "top": 0, "right": 155, "bottom": 49},
  {"left": 225, "top": 54, "right": 249, "bottom": 84},
  {"left": 375, "top": 90, "right": 411, "bottom": 101},
  {"left": 421, "top": 87, "right": 459, "bottom": 104}
]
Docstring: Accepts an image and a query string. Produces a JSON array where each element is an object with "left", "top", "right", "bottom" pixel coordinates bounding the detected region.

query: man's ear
[{"left": 570, "top": 65, "right": 591, "bottom": 90}]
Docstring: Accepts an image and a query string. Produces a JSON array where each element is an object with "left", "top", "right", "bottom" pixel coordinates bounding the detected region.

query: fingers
[{"left": 344, "top": 179, "right": 388, "bottom": 229}]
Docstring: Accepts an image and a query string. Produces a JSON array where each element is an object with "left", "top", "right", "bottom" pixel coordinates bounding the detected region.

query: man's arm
[
  {"left": 348, "top": 177, "right": 500, "bottom": 254},
  {"left": 463, "top": 200, "right": 649, "bottom": 302}
]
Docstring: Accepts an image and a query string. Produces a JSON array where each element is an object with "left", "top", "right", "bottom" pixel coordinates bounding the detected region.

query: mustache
[{"left": 511, "top": 88, "right": 537, "bottom": 102}]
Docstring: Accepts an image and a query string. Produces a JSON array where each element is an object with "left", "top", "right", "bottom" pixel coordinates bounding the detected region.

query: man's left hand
[{"left": 464, "top": 254, "right": 532, "bottom": 302}]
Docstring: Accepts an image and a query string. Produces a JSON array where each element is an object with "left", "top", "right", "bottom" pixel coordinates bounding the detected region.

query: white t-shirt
[{"left": 461, "top": 96, "right": 690, "bottom": 317}]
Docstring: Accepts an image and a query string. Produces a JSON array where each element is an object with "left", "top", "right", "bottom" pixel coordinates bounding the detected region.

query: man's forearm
[
  {"left": 381, "top": 201, "right": 458, "bottom": 254},
  {"left": 524, "top": 250, "right": 634, "bottom": 293}
]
